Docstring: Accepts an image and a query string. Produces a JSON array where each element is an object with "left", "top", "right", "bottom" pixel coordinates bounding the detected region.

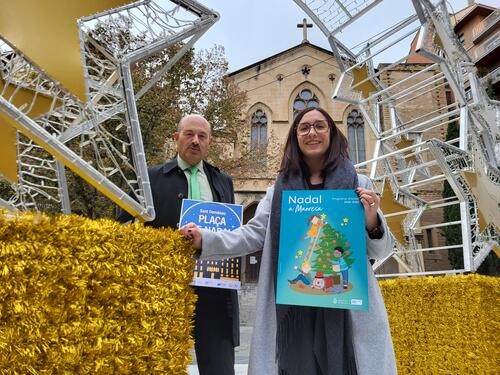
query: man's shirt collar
[{"left": 177, "top": 155, "right": 204, "bottom": 173}]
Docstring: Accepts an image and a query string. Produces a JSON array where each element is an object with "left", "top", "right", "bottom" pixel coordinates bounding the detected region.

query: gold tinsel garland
[
  {"left": 1, "top": 211, "right": 498, "bottom": 373},
  {"left": 0, "top": 210, "right": 196, "bottom": 374},
  {"left": 380, "top": 274, "right": 499, "bottom": 375}
]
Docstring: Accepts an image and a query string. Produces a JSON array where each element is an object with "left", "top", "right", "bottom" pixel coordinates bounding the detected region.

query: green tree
[
  {"left": 476, "top": 75, "right": 498, "bottom": 275},
  {"left": 442, "top": 119, "right": 463, "bottom": 269},
  {"left": 443, "top": 179, "right": 462, "bottom": 268},
  {"left": 175, "top": 46, "right": 251, "bottom": 175},
  {"left": 1, "top": 23, "right": 249, "bottom": 218},
  {"left": 134, "top": 46, "right": 196, "bottom": 165},
  {"left": 0, "top": 178, "right": 14, "bottom": 205},
  {"left": 477, "top": 252, "right": 499, "bottom": 275},
  {"left": 312, "top": 223, "right": 354, "bottom": 275},
  {"left": 64, "top": 44, "right": 189, "bottom": 218},
  {"left": 65, "top": 43, "right": 248, "bottom": 218},
  {"left": 442, "top": 119, "right": 498, "bottom": 275}
]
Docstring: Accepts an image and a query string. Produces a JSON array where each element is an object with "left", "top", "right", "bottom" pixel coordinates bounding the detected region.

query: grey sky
[{"left": 194, "top": 0, "right": 499, "bottom": 72}]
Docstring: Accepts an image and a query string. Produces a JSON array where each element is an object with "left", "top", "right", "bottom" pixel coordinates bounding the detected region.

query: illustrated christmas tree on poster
[{"left": 276, "top": 190, "right": 369, "bottom": 310}]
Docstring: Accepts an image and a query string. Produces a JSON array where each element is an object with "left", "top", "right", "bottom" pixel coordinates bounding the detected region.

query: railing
[
  {"left": 480, "top": 66, "right": 500, "bottom": 85},
  {"left": 474, "top": 30, "right": 500, "bottom": 61},
  {"left": 472, "top": 8, "right": 500, "bottom": 41}
]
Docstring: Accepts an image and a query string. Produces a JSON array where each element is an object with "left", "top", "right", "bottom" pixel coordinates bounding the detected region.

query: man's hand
[{"left": 179, "top": 223, "right": 202, "bottom": 249}]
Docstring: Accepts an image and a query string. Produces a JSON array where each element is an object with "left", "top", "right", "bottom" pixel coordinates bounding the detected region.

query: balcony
[
  {"left": 474, "top": 30, "right": 499, "bottom": 63},
  {"left": 472, "top": 9, "right": 500, "bottom": 43},
  {"left": 480, "top": 66, "right": 500, "bottom": 85}
]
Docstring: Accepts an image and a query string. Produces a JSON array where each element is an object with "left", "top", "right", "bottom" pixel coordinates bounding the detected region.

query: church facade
[
  {"left": 216, "top": 1, "right": 497, "bottom": 284},
  {"left": 226, "top": 37, "right": 453, "bottom": 281},
  {"left": 227, "top": 40, "right": 389, "bottom": 281},
  {"left": 229, "top": 41, "right": 375, "bottom": 198}
]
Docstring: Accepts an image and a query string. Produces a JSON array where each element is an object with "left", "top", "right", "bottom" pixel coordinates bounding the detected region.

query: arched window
[
  {"left": 347, "top": 109, "right": 366, "bottom": 163},
  {"left": 293, "top": 89, "right": 319, "bottom": 115},
  {"left": 250, "top": 109, "right": 267, "bottom": 151}
]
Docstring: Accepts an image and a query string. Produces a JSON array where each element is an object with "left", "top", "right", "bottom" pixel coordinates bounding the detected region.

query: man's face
[{"left": 175, "top": 116, "right": 212, "bottom": 166}]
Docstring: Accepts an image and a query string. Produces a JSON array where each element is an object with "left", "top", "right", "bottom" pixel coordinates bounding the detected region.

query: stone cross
[{"left": 297, "top": 18, "right": 313, "bottom": 43}]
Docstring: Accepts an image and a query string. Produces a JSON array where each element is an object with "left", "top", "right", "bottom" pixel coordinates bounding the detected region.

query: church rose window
[
  {"left": 293, "top": 89, "right": 319, "bottom": 115},
  {"left": 347, "top": 109, "right": 366, "bottom": 163}
]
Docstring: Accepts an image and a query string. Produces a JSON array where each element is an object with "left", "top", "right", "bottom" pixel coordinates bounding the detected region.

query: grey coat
[{"left": 200, "top": 175, "right": 397, "bottom": 375}]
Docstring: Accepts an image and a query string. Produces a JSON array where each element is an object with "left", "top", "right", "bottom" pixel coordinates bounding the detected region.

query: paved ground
[
  {"left": 188, "top": 364, "right": 248, "bottom": 375},
  {"left": 188, "top": 285, "right": 257, "bottom": 374}
]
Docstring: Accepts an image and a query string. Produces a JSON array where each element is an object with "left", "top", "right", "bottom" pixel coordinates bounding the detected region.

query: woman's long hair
[{"left": 279, "top": 107, "right": 349, "bottom": 178}]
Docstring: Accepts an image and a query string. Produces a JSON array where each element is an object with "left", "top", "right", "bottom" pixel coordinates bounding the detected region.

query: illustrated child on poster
[
  {"left": 303, "top": 214, "right": 325, "bottom": 257},
  {"left": 305, "top": 214, "right": 324, "bottom": 241},
  {"left": 330, "top": 246, "right": 351, "bottom": 289},
  {"left": 288, "top": 261, "right": 312, "bottom": 286}
]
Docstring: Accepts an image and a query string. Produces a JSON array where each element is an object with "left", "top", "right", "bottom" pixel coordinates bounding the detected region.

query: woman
[{"left": 181, "top": 107, "right": 397, "bottom": 375}]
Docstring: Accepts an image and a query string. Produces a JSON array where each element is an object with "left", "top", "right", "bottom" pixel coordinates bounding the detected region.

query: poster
[
  {"left": 276, "top": 190, "right": 368, "bottom": 310},
  {"left": 180, "top": 199, "right": 243, "bottom": 290}
]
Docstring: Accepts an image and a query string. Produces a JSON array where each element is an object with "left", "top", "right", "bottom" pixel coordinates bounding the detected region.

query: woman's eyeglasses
[{"left": 296, "top": 120, "right": 329, "bottom": 136}]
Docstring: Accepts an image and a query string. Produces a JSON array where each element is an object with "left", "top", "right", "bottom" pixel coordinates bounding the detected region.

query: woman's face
[{"left": 296, "top": 110, "right": 330, "bottom": 163}]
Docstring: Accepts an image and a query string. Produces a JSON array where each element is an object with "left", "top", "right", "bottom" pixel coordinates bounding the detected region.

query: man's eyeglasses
[{"left": 296, "top": 120, "right": 329, "bottom": 136}]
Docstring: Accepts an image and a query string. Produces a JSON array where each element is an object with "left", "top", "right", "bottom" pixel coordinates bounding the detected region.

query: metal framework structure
[
  {"left": 1, "top": 0, "right": 497, "bottom": 276},
  {"left": 293, "top": 0, "right": 499, "bottom": 276},
  {"left": 0, "top": 0, "right": 218, "bottom": 221}
]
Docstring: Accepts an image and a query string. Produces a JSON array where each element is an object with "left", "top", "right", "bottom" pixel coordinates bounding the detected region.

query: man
[{"left": 119, "top": 114, "right": 239, "bottom": 375}]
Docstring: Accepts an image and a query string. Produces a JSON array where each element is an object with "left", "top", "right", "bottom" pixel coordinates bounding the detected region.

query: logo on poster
[
  {"left": 288, "top": 194, "right": 323, "bottom": 213},
  {"left": 288, "top": 195, "right": 322, "bottom": 204}
]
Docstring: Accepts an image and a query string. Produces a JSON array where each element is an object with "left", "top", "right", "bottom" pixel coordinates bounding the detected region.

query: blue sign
[
  {"left": 179, "top": 200, "right": 243, "bottom": 231},
  {"left": 180, "top": 199, "right": 243, "bottom": 290}
]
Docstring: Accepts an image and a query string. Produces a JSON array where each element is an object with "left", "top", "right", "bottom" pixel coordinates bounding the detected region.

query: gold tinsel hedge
[
  {"left": 380, "top": 274, "right": 499, "bottom": 375},
  {"left": 0, "top": 211, "right": 196, "bottom": 374}
]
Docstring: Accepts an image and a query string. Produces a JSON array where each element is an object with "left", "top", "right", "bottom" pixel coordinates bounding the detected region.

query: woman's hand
[
  {"left": 356, "top": 187, "right": 381, "bottom": 232},
  {"left": 179, "top": 223, "right": 203, "bottom": 249}
]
